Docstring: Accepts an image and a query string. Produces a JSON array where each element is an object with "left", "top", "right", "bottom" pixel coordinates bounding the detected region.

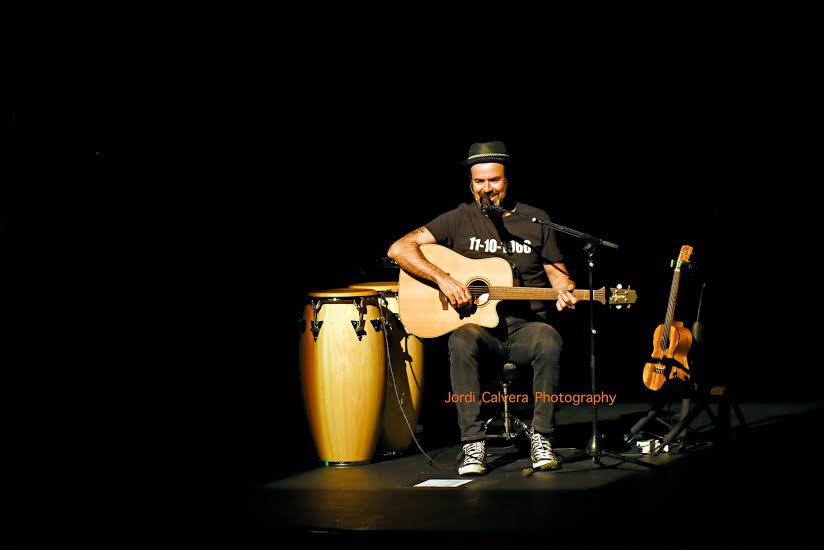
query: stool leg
[{"left": 513, "top": 416, "right": 529, "bottom": 438}]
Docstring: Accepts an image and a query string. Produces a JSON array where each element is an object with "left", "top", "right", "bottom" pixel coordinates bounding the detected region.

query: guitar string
[{"left": 466, "top": 287, "right": 606, "bottom": 299}]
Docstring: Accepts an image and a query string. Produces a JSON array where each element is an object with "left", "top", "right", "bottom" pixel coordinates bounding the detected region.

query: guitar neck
[{"left": 487, "top": 287, "right": 604, "bottom": 303}]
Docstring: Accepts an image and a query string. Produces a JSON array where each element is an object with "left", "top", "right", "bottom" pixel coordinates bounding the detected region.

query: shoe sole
[
  {"left": 458, "top": 465, "right": 487, "bottom": 476},
  {"left": 532, "top": 459, "right": 560, "bottom": 470}
]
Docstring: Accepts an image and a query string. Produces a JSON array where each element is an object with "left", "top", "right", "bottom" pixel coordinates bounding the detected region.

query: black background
[{"left": 6, "top": 6, "right": 820, "bottom": 535}]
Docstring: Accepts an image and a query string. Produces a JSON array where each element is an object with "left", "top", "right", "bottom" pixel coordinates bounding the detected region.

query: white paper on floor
[{"left": 414, "top": 479, "right": 474, "bottom": 488}]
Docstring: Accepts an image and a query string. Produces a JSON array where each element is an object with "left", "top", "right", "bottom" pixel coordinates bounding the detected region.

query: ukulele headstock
[{"left": 675, "top": 245, "right": 693, "bottom": 270}]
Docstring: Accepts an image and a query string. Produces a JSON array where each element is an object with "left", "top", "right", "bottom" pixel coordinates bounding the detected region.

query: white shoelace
[
  {"left": 531, "top": 432, "right": 555, "bottom": 460},
  {"left": 463, "top": 441, "right": 486, "bottom": 464}
]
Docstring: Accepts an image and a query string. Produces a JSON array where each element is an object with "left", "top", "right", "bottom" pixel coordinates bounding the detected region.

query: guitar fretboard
[{"left": 470, "top": 287, "right": 605, "bottom": 303}]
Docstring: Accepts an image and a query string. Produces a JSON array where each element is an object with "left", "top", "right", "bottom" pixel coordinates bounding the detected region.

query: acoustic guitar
[
  {"left": 642, "top": 245, "right": 694, "bottom": 391},
  {"left": 397, "top": 244, "right": 636, "bottom": 338}
]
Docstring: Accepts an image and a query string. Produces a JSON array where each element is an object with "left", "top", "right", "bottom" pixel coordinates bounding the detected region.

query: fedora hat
[{"left": 461, "top": 140, "right": 510, "bottom": 167}]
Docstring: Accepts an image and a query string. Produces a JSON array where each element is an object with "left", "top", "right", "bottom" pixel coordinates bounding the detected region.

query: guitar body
[
  {"left": 643, "top": 321, "right": 693, "bottom": 391},
  {"left": 398, "top": 245, "right": 513, "bottom": 338}
]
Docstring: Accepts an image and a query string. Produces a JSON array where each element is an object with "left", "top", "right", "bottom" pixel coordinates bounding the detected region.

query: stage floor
[{"left": 251, "top": 401, "right": 824, "bottom": 545}]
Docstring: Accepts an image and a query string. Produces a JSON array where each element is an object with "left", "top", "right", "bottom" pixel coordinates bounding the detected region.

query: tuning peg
[{"left": 626, "top": 284, "right": 632, "bottom": 309}]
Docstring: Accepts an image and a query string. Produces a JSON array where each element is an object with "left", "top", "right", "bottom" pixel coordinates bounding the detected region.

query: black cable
[{"left": 378, "top": 297, "right": 459, "bottom": 470}]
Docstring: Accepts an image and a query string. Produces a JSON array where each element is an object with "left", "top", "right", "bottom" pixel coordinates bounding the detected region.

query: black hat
[{"left": 461, "top": 141, "right": 510, "bottom": 167}]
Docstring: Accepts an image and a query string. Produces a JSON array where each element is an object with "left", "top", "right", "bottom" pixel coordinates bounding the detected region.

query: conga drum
[
  {"left": 348, "top": 281, "right": 425, "bottom": 453},
  {"left": 299, "top": 289, "right": 385, "bottom": 465}
]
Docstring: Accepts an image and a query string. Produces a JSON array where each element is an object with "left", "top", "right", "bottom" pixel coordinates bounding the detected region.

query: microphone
[{"left": 480, "top": 194, "right": 503, "bottom": 217}]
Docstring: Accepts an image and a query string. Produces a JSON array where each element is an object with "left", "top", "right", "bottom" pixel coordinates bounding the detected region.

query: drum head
[
  {"left": 307, "top": 288, "right": 379, "bottom": 298},
  {"left": 348, "top": 281, "right": 399, "bottom": 294}
]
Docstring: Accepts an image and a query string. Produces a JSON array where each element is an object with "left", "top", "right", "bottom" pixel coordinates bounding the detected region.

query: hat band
[{"left": 466, "top": 153, "right": 510, "bottom": 161}]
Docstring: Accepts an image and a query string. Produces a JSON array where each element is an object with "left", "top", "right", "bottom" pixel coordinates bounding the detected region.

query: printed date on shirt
[{"left": 468, "top": 237, "right": 532, "bottom": 254}]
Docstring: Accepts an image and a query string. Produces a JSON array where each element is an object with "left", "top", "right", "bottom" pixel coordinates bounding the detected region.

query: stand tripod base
[
  {"left": 592, "top": 450, "right": 659, "bottom": 468},
  {"left": 552, "top": 434, "right": 660, "bottom": 470},
  {"left": 587, "top": 434, "right": 660, "bottom": 469}
]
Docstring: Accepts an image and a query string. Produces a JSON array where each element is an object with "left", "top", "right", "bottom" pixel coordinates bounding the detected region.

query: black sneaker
[
  {"left": 457, "top": 440, "right": 487, "bottom": 476},
  {"left": 530, "top": 429, "right": 559, "bottom": 470}
]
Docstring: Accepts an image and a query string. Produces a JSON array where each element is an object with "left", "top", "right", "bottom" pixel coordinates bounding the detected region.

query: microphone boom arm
[{"left": 495, "top": 205, "right": 619, "bottom": 250}]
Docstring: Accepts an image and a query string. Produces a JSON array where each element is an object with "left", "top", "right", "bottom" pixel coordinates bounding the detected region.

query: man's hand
[
  {"left": 544, "top": 262, "right": 577, "bottom": 312},
  {"left": 436, "top": 274, "right": 474, "bottom": 310},
  {"left": 556, "top": 282, "right": 578, "bottom": 312}
]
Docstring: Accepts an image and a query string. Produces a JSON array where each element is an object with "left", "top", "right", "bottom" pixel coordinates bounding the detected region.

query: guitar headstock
[{"left": 609, "top": 284, "right": 637, "bottom": 309}]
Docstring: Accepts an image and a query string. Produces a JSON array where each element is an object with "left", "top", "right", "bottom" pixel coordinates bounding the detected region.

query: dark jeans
[{"left": 448, "top": 316, "right": 562, "bottom": 442}]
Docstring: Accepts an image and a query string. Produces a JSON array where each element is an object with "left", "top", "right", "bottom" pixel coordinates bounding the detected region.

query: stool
[{"left": 483, "top": 362, "right": 531, "bottom": 442}]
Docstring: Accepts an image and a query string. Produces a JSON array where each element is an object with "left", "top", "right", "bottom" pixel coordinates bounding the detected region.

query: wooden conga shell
[
  {"left": 349, "top": 282, "right": 425, "bottom": 452},
  {"left": 299, "top": 289, "right": 385, "bottom": 465}
]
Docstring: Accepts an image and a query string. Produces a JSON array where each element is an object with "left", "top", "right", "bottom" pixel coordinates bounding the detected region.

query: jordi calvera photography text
[{"left": 443, "top": 391, "right": 617, "bottom": 406}]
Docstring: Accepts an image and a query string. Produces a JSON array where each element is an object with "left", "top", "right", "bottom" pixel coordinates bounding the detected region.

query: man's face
[{"left": 470, "top": 163, "right": 507, "bottom": 206}]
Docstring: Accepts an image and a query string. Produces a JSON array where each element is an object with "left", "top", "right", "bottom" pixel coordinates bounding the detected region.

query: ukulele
[{"left": 642, "top": 245, "right": 693, "bottom": 391}]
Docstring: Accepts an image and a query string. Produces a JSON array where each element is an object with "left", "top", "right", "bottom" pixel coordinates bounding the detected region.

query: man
[{"left": 387, "top": 140, "right": 577, "bottom": 476}]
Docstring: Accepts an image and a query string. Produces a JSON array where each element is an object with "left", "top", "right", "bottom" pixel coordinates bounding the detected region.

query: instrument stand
[
  {"left": 653, "top": 385, "right": 748, "bottom": 455},
  {"left": 496, "top": 205, "right": 656, "bottom": 469},
  {"left": 625, "top": 284, "right": 748, "bottom": 455},
  {"left": 624, "top": 388, "right": 695, "bottom": 453},
  {"left": 579, "top": 244, "right": 658, "bottom": 469}
]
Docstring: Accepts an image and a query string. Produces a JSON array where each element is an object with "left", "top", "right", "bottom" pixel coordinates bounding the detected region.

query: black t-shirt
[{"left": 425, "top": 201, "right": 564, "bottom": 319}]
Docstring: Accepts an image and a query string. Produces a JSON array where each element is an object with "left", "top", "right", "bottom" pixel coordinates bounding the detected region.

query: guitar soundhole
[{"left": 468, "top": 279, "right": 490, "bottom": 306}]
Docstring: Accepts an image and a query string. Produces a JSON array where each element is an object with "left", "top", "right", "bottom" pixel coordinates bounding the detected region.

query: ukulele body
[{"left": 642, "top": 321, "right": 693, "bottom": 391}]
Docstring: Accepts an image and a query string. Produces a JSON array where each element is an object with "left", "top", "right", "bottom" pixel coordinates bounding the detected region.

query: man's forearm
[{"left": 388, "top": 240, "right": 447, "bottom": 284}]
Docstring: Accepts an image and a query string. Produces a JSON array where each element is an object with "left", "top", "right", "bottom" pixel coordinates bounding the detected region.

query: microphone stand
[{"left": 491, "top": 204, "right": 656, "bottom": 469}]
